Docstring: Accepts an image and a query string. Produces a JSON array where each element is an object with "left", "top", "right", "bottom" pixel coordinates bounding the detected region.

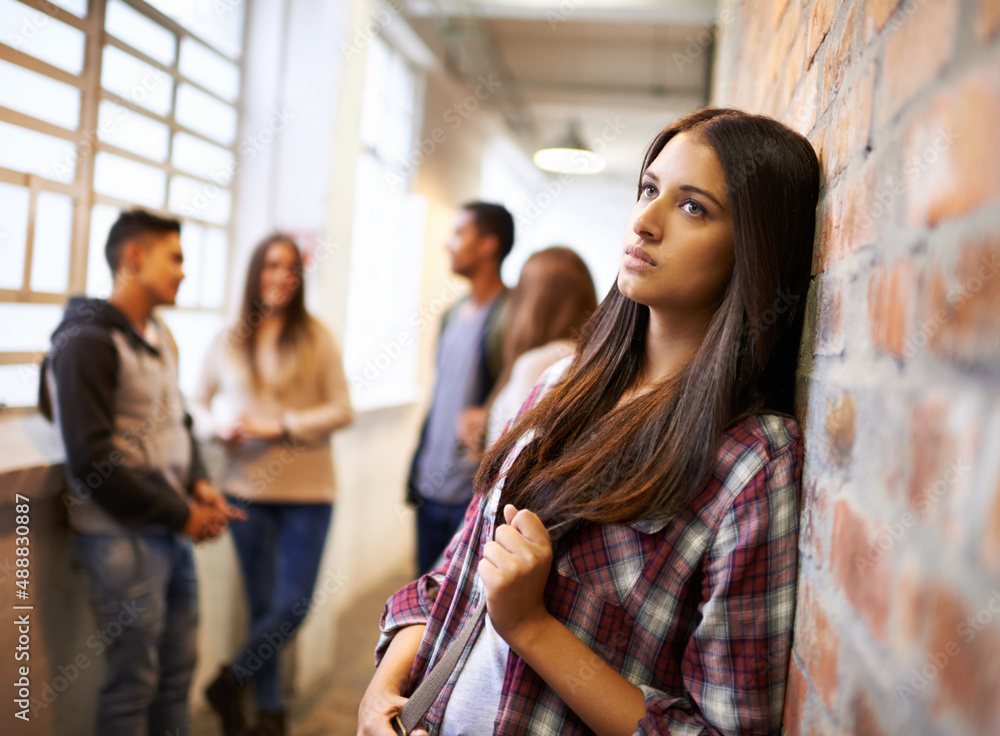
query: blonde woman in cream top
[{"left": 193, "top": 235, "right": 352, "bottom": 736}]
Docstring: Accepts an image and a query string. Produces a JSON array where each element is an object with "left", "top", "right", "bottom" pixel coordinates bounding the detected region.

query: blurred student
[
  {"left": 458, "top": 246, "right": 597, "bottom": 456},
  {"left": 408, "top": 202, "right": 512, "bottom": 575},
  {"left": 193, "top": 234, "right": 353, "bottom": 736},
  {"left": 41, "top": 209, "right": 241, "bottom": 736}
]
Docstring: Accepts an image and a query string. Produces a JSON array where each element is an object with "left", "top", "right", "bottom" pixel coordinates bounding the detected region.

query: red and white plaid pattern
[{"left": 378, "top": 358, "right": 803, "bottom": 735}]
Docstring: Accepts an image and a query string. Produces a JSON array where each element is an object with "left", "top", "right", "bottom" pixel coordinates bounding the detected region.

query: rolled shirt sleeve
[{"left": 376, "top": 496, "right": 483, "bottom": 665}]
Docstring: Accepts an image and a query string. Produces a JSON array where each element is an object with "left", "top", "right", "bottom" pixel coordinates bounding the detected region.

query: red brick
[
  {"left": 813, "top": 179, "right": 840, "bottom": 275},
  {"left": 925, "top": 585, "right": 1000, "bottom": 733},
  {"left": 765, "top": 0, "right": 802, "bottom": 85},
  {"left": 782, "top": 658, "right": 808, "bottom": 736},
  {"left": 863, "top": 0, "right": 901, "bottom": 42},
  {"left": 822, "top": 2, "right": 858, "bottom": 111},
  {"left": 839, "top": 154, "right": 881, "bottom": 259},
  {"left": 772, "top": 0, "right": 792, "bottom": 31},
  {"left": 891, "top": 563, "right": 928, "bottom": 657},
  {"left": 825, "top": 394, "right": 855, "bottom": 466},
  {"left": 868, "top": 256, "right": 919, "bottom": 359},
  {"left": 907, "top": 397, "right": 950, "bottom": 514},
  {"left": 906, "top": 393, "right": 979, "bottom": 535},
  {"left": 815, "top": 272, "right": 844, "bottom": 355},
  {"left": 826, "top": 63, "right": 875, "bottom": 178},
  {"left": 880, "top": 0, "right": 958, "bottom": 126},
  {"left": 800, "top": 477, "right": 829, "bottom": 569},
  {"left": 794, "top": 583, "right": 841, "bottom": 709},
  {"left": 905, "top": 63, "right": 1000, "bottom": 227},
  {"left": 831, "top": 498, "right": 891, "bottom": 641},
  {"left": 784, "top": 63, "right": 818, "bottom": 136},
  {"left": 853, "top": 690, "right": 888, "bottom": 736},
  {"left": 983, "top": 476, "right": 1000, "bottom": 574},
  {"left": 806, "top": 0, "right": 835, "bottom": 67},
  {"left": 977, "top": 0, "right": 1000, "bottom": 41},
  {"left": 926, "top": 238, "right": 1000, "bottom": 365},
  {"left": 874, "top": 389, "right": 909, "bottom": 503}
]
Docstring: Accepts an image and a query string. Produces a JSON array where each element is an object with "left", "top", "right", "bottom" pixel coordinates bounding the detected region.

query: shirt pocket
[
  {"left": 551, "top": 524, "right": 655, "bottom": 671},
  {"left": 554, "top": 523, "right": 652, "bottom": 606}
]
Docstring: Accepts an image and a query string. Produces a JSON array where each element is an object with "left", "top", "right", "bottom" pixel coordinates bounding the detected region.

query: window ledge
[{"left": 0, "top": 411, "right": 66, "bottom": 506}]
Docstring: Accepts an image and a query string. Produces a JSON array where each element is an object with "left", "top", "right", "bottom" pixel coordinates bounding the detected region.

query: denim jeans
[
  {"left": 227, "top": 501, "right": 332, "bottom": 711},
  {"left": 74, "top": 533, "right": 198, "bottom": 736},
  {"left": 416, "top": 498, "right": 469, "bottom": 575}
]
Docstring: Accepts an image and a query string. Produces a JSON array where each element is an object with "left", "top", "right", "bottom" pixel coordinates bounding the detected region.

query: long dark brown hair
[
  {"left": 477, "top": 108, "right": 820, "bottom": 527},
  {"left": 494, "top": 246, "right": 597, "bottom": 397},
  {"left": 234, "top": 234, "right": 311, "bottom": 385}
]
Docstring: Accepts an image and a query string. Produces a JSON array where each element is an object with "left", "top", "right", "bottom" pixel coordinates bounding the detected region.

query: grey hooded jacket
[{"left": 40, "top": 297, "right": 208, "bottom": 534}]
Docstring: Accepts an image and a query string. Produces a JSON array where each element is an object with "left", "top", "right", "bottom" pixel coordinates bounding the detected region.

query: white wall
[{"left": 506, "top": 172, "right": 636, "bottom": 298}]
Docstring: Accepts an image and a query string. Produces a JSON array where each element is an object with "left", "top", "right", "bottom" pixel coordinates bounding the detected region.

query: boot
[
  {"left": 252, "top": 710, "right": 286, "bottom": 736},
  {"left": 205, "top": 666, "right": 249, "bottom": 736}
]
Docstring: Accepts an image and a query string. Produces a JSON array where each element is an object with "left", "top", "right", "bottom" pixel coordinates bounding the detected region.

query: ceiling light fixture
[{"left": 532, "top": 120, "right": 606, "bottom": 175}]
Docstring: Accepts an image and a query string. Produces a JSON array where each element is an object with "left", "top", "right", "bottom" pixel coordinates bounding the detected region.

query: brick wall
[{"left": 712, "top": 1, "right": 1000, "bottom": 734}]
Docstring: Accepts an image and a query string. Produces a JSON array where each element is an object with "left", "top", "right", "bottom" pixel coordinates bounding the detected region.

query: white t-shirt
[{"left": 440, "top": 485, "right": 508, "bottom": 736}]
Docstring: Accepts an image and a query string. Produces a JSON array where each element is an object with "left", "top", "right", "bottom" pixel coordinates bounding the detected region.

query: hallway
[{"left": 194, "top": 570, "right": 411, "bottom": 736}]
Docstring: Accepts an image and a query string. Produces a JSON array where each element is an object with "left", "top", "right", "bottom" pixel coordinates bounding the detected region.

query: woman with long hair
[
  {"left": 193, "top": 235, "right": 353, "bottom": 736},
  {"left": 359, "top": 107, "right": 819, "bottom": 735},
  {"left": 458, "top": 246, "right": 597, "bottom": 456}
]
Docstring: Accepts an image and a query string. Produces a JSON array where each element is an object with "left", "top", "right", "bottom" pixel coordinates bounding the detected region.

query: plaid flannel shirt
[{"left": 378, "top": 358, "right": 803, "bottom": 735}]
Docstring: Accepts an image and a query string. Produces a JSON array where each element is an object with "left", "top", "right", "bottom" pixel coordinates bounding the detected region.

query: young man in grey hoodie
[{"left": 41, "top": 209, "right": 242, "bottom": 736}]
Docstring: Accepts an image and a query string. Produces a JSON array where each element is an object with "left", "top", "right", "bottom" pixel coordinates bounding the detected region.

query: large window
[
  {"left": 0, "top": 0, "right": 245, "bottom": 410},
  {"left": 343, "top": 35, "right": 426, "bottom": 410}
]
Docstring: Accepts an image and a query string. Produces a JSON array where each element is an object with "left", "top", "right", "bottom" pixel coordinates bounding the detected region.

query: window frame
[{"left": 0, "top": 0, "right": 248, "bottom": 415}]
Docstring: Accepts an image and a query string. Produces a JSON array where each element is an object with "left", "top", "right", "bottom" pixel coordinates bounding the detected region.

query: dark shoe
[
  {"left": 252, "top": 710, "right": 286, "bottom": 736},
  {"left": 205, "top": 666, "right": 249, "bottom": 736}
]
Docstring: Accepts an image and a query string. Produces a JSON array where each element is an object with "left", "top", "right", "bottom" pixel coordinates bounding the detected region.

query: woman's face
[
  {"left": 260, "top": 241, "right": 300, "bottom": 311},
  {"left": 618, "top": 132, "right": 735, "bottom": 318}
]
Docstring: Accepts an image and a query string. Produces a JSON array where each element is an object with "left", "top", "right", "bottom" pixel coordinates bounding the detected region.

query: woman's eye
[
  {"left": 681, "top": 199, "right": 705, "bottom": 216},
  {"left": 641, "top": 183, "right": 657, "bottom": 198}
]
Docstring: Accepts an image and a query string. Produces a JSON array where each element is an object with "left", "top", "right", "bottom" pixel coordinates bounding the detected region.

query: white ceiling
[
  {"left": 405, "top": 0, "right": 719, "bottom": 24},
  {"left": 401, "top": 0, "right": 718, "bottom": 176}
]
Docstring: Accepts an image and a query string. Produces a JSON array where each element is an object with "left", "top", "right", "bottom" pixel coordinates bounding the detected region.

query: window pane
[
  {"left": 0, "top": 121, "right": 76, "bottom": 183},
  {"left": 175, "top": 222, "right": 202, "bottom": 307},
  {"left": 30, "top": 191, "right": 73, "bottom": 293},
  {"left": 0, "top": 58, "right": 81, "bottom": 129},
  {"left": 101, "top": 45, "right": 174, "bottom": 117},
  {"left": 0, "top": 364, "right": 40, "bottom": 409},
  {"left": 85, "top": 203, "right": 118, "bottom": 297},
  {"left": 93, "top": 151, "right": 166, "bottom": 209},
  {"left": 359, "top": 38, "right": 389, "bottom": 151},
  {"left": 0, "top": 303, "right": 63, "bottom": 351},
  {"left": 143, "top": 0, "right": 244, "bottom": 60},
  {"left": 179, "top": 37, "right": 239, "bottom": 102},
  {"left": 388, "top": 52, "right": 416, "bottom": 115},
  {"left": 0, "top": 0, "right": 86, "bottom": 75},
  {"left": 97, "top": 100, "right": 169, "bottom": 161},
  {"left": 158, "top": 309, "right": 225, "bottom": 396},
  {"left": 171, "top": 132, "right": 233, "bottom": 181},
  {"left": 49, "top": 0, "right": 87, "bottom": 17},
  {"left": 200, "top": 228, "right": 227, "bottom": 308},
  {"left": 175, "top": 83, "right": 236, "bottom": 145},
  {"left": 105, "top": 0, "right": 176, "bottom": 65},
  {"left": 168, "top": 175, "right": 230, "bottom": 225},
  {"left": 0, "top": 182, "right": 30, "bottom": 289}
]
